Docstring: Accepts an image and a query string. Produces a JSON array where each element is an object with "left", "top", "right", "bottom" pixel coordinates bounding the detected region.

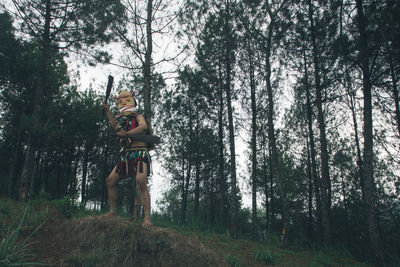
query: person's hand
[{"left": 117, "top": 129, "right": 126, "bottom": 138}]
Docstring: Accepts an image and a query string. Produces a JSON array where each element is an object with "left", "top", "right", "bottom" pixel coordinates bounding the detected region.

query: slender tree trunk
[
  {"left": 248, "top": 40, "right": 258, "bottom": 239},
  {"left": 194, "top": 108, "right": 200, "bottom": 217},
  {"left": 388, "top": 48, "right": 400, "bottom": 136},
  {"left": 29, "top": 150, "right": 40, "bottom": 197},
  {"left": 307, "top": 0, "right": 331, "bottom": 246},
  {"left": 70, "top": 149, "right": 80, "bottom": 195},
  {"left": 269, "top": 145, "right": 274, "bottom": 228},
  {"left": 304, "top": 50, "right": 322, "bottom": 243},
  {"left": 218, "top": 58, "right": 226, "bottom": 226},
  {"left": 355, "top": 0, "right": 386, "bottom": 265},
  {"left": 183, "top": 96, "right": 193, "bottom": 223},
  {"left": 180, "top": 154, "right": 186, "bottom": 223},
  {"left": 346, "top": 80, "right": 366, "bottom": 202},
  {"left": 183, "top": 157, "right": 192, "bottom": 223},
  {"left": 262, "top": 139, "right": 270, "bottom": 234},
  {"left": 19, "top": 0, "right": 51, "bottom": 200},
  {"left": 341, "top": 171, "right": 350, "bottom": 247},
  {"left": 81, "top": 150, "right": 89, "bottom": 205},
  {"left": 265, "top": 20, "right": 290, "bottom": 246},
  {"left": 144, "top": 0, "right": 153, "bottom": 120},
  {"left": 306, "top": 135, "right": 313, "bottom": 240},
  {"left": 210, "top": 165, "right": 215, "bottom": 225},
  {"left": 101, "top": 144, "right": 109, "bottom": 210},
  {"left": 224, "top": 2, "right": 238, "bottom": 236}
]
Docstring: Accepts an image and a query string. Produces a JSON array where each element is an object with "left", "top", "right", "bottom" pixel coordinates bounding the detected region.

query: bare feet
[{"left": 99, "top": 211, "right": 117, "bottom": 219}]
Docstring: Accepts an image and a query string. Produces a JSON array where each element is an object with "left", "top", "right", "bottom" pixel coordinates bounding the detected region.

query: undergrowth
[
  {"left": 0, "top": 197, "right": 374, "bottom": 266},
  {"left": 0, "top": 203, "right": 47, "bottom": 266}
]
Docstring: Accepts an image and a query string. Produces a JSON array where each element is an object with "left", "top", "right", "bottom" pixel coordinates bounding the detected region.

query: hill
[{"left": 0, "top": 198, "right": 370, "bottom": 266}]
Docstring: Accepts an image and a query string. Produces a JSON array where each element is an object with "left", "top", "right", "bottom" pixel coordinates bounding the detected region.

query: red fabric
[{"left": 130, "top": 115, "right": 137, "bottom": 130}]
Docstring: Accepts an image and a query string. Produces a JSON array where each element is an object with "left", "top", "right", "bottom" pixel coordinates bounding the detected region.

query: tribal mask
[{"left": 116, "top": 90, "right": 137, "bottom": 115}]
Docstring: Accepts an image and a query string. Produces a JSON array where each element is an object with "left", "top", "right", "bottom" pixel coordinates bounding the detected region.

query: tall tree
[
  {"left": 355, "top": 0, "right": 386, "bottom": 264},
  {"left": 10, "top": 0, "right": 124, "bottom": 199},
  {"left": 307, "top": 0, "right": 332, "bottom": 246}
]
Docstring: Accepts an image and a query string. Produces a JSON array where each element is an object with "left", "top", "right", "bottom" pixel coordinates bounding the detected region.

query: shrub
[
  {"left": 225, "top": 253, "right": 241, "bottom": 267},
  {"left": 255, "top": 249, "right": 276, "bottom": 265}
]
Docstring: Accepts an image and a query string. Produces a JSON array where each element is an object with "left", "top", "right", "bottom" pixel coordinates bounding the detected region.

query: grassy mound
[
  {"left": 1, "top": 197, "right": 372, "bottom": 267},
  {"left": 35, "top": 216, "right": 226, "bottom": 266}
]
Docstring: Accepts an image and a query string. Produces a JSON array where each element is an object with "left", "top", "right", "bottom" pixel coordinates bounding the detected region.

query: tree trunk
[
  {"left": 224, "top": 2, "right": 238, "bottom": 236},
  {"left": 81, "top": 150, "right": 89, "bottom": 206},
  {"left": 341, "top": 171, "right": 350, "bottom": 247},
  {"left": 306, "top": 136, "right": 314, "bottom": 240},
  {"left": 101, "top": 144, "right": 109, "bottom": 210},
  {"left": 262, "top": 140, "right": 270, "bottom": 234},
  {"left": 218, "top": 57, "right": 226, "bottom": 226},
  {"left": 268, "top": 145, "right": 275, "bottom": 229},
  {"left": 388, "top": 48, "right": 400, "bottom": 137},
  {"left": 346, "top": 78, "right": 366, "bottom": 203},
  {"left": 307, "top": 0, "right": 331, "bottom": 246},
  {"left": 304, "top": 50, "right": 322, "bottom": 243},
  {"left": 19, "top": 0, "right": 51, "bottom": 200},
  {"left": 248, "top": 40, "right": 258, "bottom": 239},
  {"left": 180, "top": 154, "right": 186, "bottom": 223},
  {"left": 355, "top": 0, "right": 386, "bottom": 265},
  {"left": 265, "top": 19, "right": 290, "bottom": 246},
  {"left": 194, "top": 109, "right": 200, "bottom": 218},
  {"left": 144, "top": 0, "right": 153, "bottom": 120}
]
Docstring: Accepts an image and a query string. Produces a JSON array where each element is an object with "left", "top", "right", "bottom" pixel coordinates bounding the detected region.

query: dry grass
[{"left": 34, "top": 216, "right": 227, "bottom": 267}]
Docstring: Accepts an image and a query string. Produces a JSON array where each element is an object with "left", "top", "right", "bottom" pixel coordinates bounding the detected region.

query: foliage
[
  {"left": 254, "top": 248, "right": 276, "bottom": 265},
  {"left": 225, "top": 253, "right": 242, "bottom": 267},
  {"left": 0, "top": 204, "right": 47, "bottom": 266},
  {"left": 52, "top": 194, "right": 83, "bottom": 218}
]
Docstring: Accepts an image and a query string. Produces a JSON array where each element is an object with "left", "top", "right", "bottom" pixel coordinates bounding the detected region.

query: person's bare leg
[
  {"left": 136, "top": 162, "right": 152, "bottom": 227},
  {"left": 101, "top": 166, "right": 120, "bottom": 218}
]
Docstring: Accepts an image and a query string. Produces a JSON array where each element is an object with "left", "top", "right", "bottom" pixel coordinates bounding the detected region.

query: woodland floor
[{"left": 0, "top": 198, "right": 371, "bottom": 267}]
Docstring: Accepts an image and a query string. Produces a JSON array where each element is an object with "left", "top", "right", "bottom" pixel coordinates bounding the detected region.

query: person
[{"left": 101, "top": 90, "right": 152, "bottom": 227}]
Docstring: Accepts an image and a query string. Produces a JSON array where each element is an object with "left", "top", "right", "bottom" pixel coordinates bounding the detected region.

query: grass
[
  {"left": 0, "top": 197, "right": 373, "bottom": 267},
  {"left": 0, "top": 202, "right": 48, "bottom": 266},
  {"left": 149, "top": 218, "right": 372, "bottom": 267}
]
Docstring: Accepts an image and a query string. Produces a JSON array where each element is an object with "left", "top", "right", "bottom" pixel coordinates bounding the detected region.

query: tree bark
[
  {"left": 224, "top": 1, "right": 238, "bottom": 236},
  {"left": 307, "top": 0, "right": 331, "bottom": 246},
  {"left": 248, "top": 40, "right": 258, "bottom": 239},
  {"left": 388, "top": 48, "right": 400, "bottom": 137},
  {"left": 180, "top": 153, "right": 186, "bottom": 223},
  {"left": 355, "top": 0, "right": 386, "bottom": 265},
  {"left": 81, "top": 149, "right": 89, "bottom": 205},
  {"left": 304, "top": 49, "right": 322, "bottom": 243},
  {"left": 194, "top": 107, "right": 200, "bottom": 218},
  {"left": 144, "top": 0, "right": 153, "bottom": 120},
  {"left": 346, "top": 78, "right": 365, "bottom": 203},
  {"left": 19, "top": 0, "right": 51, "bottom": 200},
  {"left": 218, "top": 56, "right": 226, "bottom": 226},
  {"left": 306, "top": 136, "right": 313, "bottom": 240},
  {"left": 265, "top": 17, "right": 290, "bottom": 246}
]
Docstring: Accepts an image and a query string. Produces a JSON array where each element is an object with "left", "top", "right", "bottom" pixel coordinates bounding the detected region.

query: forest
[{"left": 0, "top": 0, "right": 399, "bottom": 266}]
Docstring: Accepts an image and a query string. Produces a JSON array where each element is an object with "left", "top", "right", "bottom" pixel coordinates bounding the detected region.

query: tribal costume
[{"left": 114, "top": 90, "right": 152, "bottom": 178}]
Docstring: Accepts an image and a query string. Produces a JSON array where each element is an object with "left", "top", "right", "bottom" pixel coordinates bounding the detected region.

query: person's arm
[
  {"left": 103, "top": 103, "right": 120, "bottom": 131},
  {"left": 126, "top": 115, "right": 147, "bottom": 135}
]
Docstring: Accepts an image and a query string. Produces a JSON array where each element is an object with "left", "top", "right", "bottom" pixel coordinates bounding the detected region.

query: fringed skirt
[{"left": 116, "top": 149, "right": 151, "bottom": 179}]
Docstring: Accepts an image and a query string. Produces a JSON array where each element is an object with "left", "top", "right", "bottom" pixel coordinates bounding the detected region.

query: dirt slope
[{"left": 33, "top": 216, "right": 227, "bottom": 267}]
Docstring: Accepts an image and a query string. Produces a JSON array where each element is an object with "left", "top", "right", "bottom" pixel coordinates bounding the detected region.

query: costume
[{"left": 114, "top": 90, "right": 151, "bottom": 178}]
